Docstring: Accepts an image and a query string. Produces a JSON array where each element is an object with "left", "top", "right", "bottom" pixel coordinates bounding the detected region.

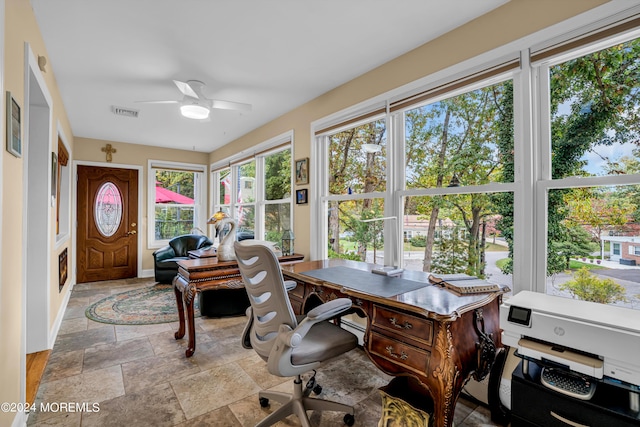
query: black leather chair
[{"left": 153, "top": 234, "right": 213, "bottom": 283}]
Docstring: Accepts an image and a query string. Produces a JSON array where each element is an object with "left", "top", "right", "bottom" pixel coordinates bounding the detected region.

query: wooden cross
[{"left": 101, "top": 143, "right": 116, "bottom": 162}]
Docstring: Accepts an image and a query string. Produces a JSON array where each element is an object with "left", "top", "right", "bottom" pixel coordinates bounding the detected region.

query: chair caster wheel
[
  {"left": 344, "top": 413, "right": 355, "bottom": 426},
  {"left": 313, "top": 384, "right": 323, "bottom": 395},
  {"left": 259, "top": 397, "right": 269, "bottom": 408}
]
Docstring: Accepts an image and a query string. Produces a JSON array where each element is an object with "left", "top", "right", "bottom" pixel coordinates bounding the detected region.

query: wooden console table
[
  {"left": 173, "top": 253, "right": 304, "bottom": 357},
  {"left": 280, "top": 259, "right": 508, "bottom": 427}
]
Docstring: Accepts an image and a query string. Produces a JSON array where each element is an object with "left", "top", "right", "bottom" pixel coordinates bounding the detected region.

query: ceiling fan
[{"left": 136, "top": 80, "right": 252, "bottom": 120}]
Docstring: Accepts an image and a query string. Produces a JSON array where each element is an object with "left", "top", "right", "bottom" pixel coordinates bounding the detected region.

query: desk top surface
[
  {"left": 282, "top": 259, "right": 507, "bottom": 320},
  {"left": 177, "top": 253, "right": 305, "bottom": 270}
]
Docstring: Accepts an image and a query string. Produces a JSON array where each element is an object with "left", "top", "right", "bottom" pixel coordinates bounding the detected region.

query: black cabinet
[{"left": 511, "top": 361, "right": 640, "bottom": 427}]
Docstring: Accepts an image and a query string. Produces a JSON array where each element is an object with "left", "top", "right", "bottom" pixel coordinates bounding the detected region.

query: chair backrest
[
  {"left": 234, "top": 241, "right": 297, "bottom": 359},
  {"left": 169, "top": 234, "right": 212, "bottom": 257}
]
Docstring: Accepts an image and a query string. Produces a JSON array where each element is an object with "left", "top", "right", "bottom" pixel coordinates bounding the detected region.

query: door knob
[{"left": 126, "top": 230, "right": 137, "bottom": 235}]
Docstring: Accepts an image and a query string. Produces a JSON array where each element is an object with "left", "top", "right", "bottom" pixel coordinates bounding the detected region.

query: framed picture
[
  {"left": 6, "top": 91, "right": 21, "bottom": 158},
  {"left": 296, "top": 188, "right": 308, "bottom": 205},
  {"left": 51, "top": 152, "right": 58, "bottom": 198},
  {"left": 295, "top": 157, "right": 309, "bottom": 185},
  {"left": 59, "top": 248, "right": 68, "bottom": 292}
]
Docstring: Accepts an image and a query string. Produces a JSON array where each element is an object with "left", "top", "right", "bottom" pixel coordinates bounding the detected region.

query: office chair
[{"left": 234, "top": 241, "right": 358, "bottom": 427}]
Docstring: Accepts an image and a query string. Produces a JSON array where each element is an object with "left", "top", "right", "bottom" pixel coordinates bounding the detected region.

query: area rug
[{"left": 85, "top": 284, "right": 200, "bottom": 325}]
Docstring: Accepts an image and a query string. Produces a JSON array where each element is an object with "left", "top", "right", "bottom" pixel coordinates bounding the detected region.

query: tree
[
  {"left": 405, "top": 81, "right": 510, "bottom": 275},
  {"left": 327, "top": 119, "right": 386, "bottom": 259}
]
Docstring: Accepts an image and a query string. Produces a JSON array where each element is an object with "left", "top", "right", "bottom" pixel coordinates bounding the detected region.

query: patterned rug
[{"left": 85, "top": 284, "right": 200, "bottom": 325}]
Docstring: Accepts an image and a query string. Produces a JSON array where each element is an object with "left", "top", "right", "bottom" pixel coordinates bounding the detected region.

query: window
[
  {"left": 539, "top": 30, "right": 640, "bottom": 309},
  {"left": 401, "top": 80, "right": 514, "bottom": 284},
  {"left": 320, "top": 115, "right": 387, "bottom": 262},
  {"left": 148, "top": 161, "right": 205, "bottom": 246},
  {"left": 313, "top": 12, "right": 640, "bottom": 312},
  {"left": 212, "top": 135, "right": 292, "bottom": 246}
]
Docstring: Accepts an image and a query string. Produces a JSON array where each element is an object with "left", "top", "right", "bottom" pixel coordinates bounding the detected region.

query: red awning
[{"left": 155, "top": 186, "right": 194, "bottom": 204}]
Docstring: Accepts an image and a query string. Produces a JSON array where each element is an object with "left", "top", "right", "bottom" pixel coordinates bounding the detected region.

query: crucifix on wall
[{"left": 101, "top": 143, "right": 116, "bottom": 162}]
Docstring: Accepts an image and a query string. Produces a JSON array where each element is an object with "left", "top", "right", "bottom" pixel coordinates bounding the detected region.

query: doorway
[{"left": 76, "top": 165, "right": 139, "bottom": 283}]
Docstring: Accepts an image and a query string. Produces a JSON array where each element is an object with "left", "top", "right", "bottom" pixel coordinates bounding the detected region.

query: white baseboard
[
  {"left": 48, "top": 280, "right": 75, "bottom": 348},
  {"left": 140, "top": 269, "right": 154, "bottom": 278}
]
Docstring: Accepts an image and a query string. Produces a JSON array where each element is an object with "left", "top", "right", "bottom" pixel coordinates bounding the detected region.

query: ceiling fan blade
[
  {"left": 173, "top": 80, "right": 199, "bottom": 99},
  {"left": 134, "top": 100, "right": 180, "bottom": 104},
  {"left": 210, "top": 99, "right": 252, "bottom": 112}
]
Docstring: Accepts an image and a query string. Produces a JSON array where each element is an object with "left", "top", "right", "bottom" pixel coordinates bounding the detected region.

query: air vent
[{"left": 111, "top": 106, "right": 139, "bottom": 118}]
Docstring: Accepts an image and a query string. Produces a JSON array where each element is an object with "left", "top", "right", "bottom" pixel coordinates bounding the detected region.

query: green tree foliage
[
  {"left": 405, "top": 81, "right": 511, "bottom": 275},
  {"left": 559, "top": 267, "right": 627, "bottom": 304},
  {"left": 546, "top": 38, "right": 640, "bottom": 275},
  {"left": 431, "top": 226, "right": 468, "bottom": 274},
  {"left": 327, "top": 120, "right": 386, "bottom": 258}
]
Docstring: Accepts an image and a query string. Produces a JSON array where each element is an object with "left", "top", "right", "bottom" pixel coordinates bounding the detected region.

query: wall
[
  {"left": 73, "top": 137, "right": 210, "bottom": 272},
  {"left": 208, "top": 0, "right": 609, "bottom": 258},
  {"left": 1, "top": 0, "right": 74, "bottom": 424}
]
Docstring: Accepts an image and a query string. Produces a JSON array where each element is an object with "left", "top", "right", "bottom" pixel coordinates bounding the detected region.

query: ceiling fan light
[{"left": 180, "top": 104, "right": 210, "bottom": 120}]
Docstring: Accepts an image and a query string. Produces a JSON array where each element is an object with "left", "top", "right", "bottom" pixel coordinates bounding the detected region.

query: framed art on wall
[
  {"left": 6, "top": 91, "right": 21, "bottom": 158},
  {"left": 296, "top": 188, "right": 308, "bottom": 204},
  {"left": 295, "top": 157, "right": 309, "bottom": 185}
]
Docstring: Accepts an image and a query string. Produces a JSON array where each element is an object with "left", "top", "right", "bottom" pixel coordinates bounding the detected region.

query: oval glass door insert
[{"left": 95, "top": 182, "right": 123, "bottom": 237}]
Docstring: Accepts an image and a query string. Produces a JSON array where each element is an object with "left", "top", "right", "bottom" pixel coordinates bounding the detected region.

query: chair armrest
[
  {"left": 153, "top": 245, "right": 175, "bottom": 262},
  {"left": 281, "top": 298, "right": 352, "bottom": 348}
]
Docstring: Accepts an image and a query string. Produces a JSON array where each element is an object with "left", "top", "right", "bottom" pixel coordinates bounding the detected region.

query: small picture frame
[
  {"left": 59, "top": 248, "right": 68, "bottom": 292},
  {"left": 6, "top": 91, "right": 21, "bottom": 158},
  {"left": 296, "top": 188, "right": 308, "bottom": 205},
  {"left": 51, "top": 152, "right": 58, "bottom": 198},
  {"left": 295, "top": 157, "right": 309, "bottom": 185}
]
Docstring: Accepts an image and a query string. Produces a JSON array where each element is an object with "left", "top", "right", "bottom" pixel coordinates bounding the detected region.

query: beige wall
[
  {"left": 209, "top": 0, "right": 609, "bottom": 259},
  {"left": 2, "top": 0, "right": 74, "bottom": 424},
  {"left": 73, "top": 137, "right": 210, "bottom": 271}
]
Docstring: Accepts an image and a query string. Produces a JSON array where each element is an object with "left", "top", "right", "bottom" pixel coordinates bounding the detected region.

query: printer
[{"left": 501, "top": 291, "right": 640, "bottom": 389}]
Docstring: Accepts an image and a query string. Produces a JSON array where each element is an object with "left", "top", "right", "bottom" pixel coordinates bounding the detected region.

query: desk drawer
[
  {"left": 369, "top": 332, "right": 430, "bottom": 376},
  {"left": 372, "top": 306, "right": 433, "bottom": 347}
]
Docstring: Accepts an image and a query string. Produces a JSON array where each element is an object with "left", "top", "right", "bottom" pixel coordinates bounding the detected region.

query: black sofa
[{"left": 153, "top": 234, "right": 213, "bottom": 283}]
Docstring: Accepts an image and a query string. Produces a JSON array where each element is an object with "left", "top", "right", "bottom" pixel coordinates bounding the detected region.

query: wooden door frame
[{"left": 72, "top": 160, "right": 144, "bottom": 281}]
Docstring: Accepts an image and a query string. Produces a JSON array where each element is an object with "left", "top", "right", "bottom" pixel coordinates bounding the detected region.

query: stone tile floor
[{"left": 28, "top": 277, "right": 505, "bottom": 426}]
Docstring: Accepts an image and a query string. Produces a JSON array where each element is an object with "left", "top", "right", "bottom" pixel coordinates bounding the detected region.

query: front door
[{"left": 77, "top": 165, "right": 138, "bottom": 283}]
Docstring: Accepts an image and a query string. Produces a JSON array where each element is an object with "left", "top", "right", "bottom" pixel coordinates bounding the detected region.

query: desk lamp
[{"left": 359, "top": 216, "right": 403, "bottom": 276}]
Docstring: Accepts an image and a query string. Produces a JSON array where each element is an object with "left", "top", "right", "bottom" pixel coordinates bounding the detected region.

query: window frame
[
  {"left": 147, "top": 160, "right": 207, "bottom": 248},
  {"left": 211, "top": 132, "right": 293, "bottom": 244},
  {"left": 533, "top": 27, "right": 640, "bottom": 293}
]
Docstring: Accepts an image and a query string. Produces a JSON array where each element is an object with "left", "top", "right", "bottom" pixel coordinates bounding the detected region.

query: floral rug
[{"left": 85, "top": 284, "right": 200, "bottom": 325}]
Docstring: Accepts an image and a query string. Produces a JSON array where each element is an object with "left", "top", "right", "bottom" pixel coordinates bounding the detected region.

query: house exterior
[{"left": 601, "top": 235, "right": 640, "bottom": 265}]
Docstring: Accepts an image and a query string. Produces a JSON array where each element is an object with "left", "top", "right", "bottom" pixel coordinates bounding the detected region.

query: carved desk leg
[
  {"left": 431, "top": 323, "right": 460, "bottom": 427},
  {"left": 184, "top": 282, "right": 198, "bottom": 357},
  {"left": 173, "top": 276, "right": 186, "bottom": 340}
]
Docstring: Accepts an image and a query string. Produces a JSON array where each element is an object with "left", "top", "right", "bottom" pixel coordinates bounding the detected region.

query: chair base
[{"left": 256, "top": 376, "right": 354, "bottom": 427}]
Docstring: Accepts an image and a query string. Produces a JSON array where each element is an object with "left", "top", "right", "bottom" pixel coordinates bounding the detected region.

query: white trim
[
  {"left": 210, "top": 130, "right": 293, "bottom": 171},
  {"left": 72, "top": 160, "right": 144, "bottom": 278},
  {"left": 55, "top": 121, "right": 72, "bottom": 248}
]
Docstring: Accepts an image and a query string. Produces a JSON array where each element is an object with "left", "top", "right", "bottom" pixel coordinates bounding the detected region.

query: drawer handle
[
  {"left": 385, "top": 345, "right": 408, "bottom": 360},
  {"left": 550, "top": 411, "right": 590, "bottom": 427},
  {"left": 389, "top": 317, "right": 413, "bottom": 330}
]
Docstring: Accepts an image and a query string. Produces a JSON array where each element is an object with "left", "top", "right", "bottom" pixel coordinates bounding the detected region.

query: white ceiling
[{"left": 30, "top": 0, "right": 507, "bottom": 153}]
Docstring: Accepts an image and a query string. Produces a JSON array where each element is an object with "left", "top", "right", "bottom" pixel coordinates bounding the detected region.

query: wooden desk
[
  {"left": 173, "top": 254, "right": 304, "bottom": 357},
  {"left": 280, "top": 259, "right": 508, "bottom": 427}
]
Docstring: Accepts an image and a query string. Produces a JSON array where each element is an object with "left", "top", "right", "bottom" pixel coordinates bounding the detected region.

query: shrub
[
  {"left": 409, "top": 235, "right": 427, "bottom": 247},
  {"left": 559, "top": 267, "right": 627, "bottom": 304},
  {"left": 327, "top": 248, "right": 362, "bottom": 261}
]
